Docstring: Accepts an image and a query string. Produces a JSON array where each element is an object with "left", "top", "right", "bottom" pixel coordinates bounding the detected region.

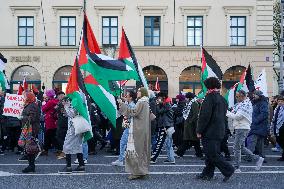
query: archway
[
  {"left": 223, "top": 66, "right": 246, "bottom": 91},
  {"left": 11, "top": 65, "right": 41, "bottom": 94},
  {"left": 179, "top": 66, "right": 201, "bottom": 95},
  {"left": 53, "top": 65, "right": 72, "bottom": 93},
  {"left": 140, "top": 65, "right": 168, "bottom": 94}
]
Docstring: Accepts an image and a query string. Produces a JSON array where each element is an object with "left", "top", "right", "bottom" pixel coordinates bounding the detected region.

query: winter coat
[
  {"left": 174, "top": 101, "right": 186, "bottom": 126},
  {"left": 183, "top": 101, "right": 200, "bottom": 141},
  {"left": 157, "top": 102, "right": 174, "bottom": 128},
  {"left": 249, "top": 97, "right": 269, "bottom": 137},
  {"left": 56, "top": 100, "right": 68, "bottom": 145},
  {"left": 197, "top": 92, "right": 227, "bottom": 140},
  {"left": 21, "top": 102, "right": 41, "bottom": 137},
  {"left": 149, "top": 97, "right": 157, "bottom": 135},
  {"left": 42, "top": 98, "right": 59, "bottom": 130}
]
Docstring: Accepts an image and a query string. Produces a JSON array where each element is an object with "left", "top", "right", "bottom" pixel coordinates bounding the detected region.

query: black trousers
[
  {"left": 276, "top": 126, "right": 284, "bottom": 159},
  {"left": 220, "top": 133, "right": 230, "bottom": 157},
  {"left": 176, "top": 140, "right": 203, "bottom": 157},
  {"left": 201, "top": 139, "right": 234, "bottom": 178},
  {"left": 1, "top": 126, "right": 21, "bottom": 151},
  {"left": 44, "top": 128, "right": 57, "bottom": 152},
  {"left": 173, "top": 123, "right": 183, "bottom": 148},
  {"left": 151, "top": 127, "right": 167, "bottom": 162}
]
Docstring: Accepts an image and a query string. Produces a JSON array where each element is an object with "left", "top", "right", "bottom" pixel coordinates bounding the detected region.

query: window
[
  {"left": 144, "top": 16, "right": 160, "bottom": 46},
  {"left": 18, "top": 17, "right": 34, "bottom": 46},
  {"left": 60, "top": 17, "right": 76, "bottom": 46},
  {"left": 187, "top": 16, "right": 203, "bottom": 46},
  {"left": 230, "top": 16, "right": 246, "bottom": 46},
  {"left": 102, "top": 17, "right": 118, "bottom": 45}
]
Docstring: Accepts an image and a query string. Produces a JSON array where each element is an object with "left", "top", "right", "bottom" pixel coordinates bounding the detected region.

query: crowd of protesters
[{"left": 0, "top": 78, "right": 284, "bottom": 182}]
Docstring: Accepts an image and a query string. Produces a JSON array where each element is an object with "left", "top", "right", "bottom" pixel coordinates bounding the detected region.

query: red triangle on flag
[
  {"left": 118, "top": 27, "right": 131, "bottom": 59},
  {"left": 84, "top": 13, "right": 101, "bottom": 54},
  {"left": 17, "top": 84, "right": 24, "bottom": 95},
  {"left": 84, "top": 75, "right": 99, "bottom": 85},
  {"left": 66, "top": 59, "right": 79, "bottom": 95}
]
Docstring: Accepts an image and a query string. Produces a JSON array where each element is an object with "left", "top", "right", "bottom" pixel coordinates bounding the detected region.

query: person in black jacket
[
  {"left": 196, "top": 77, "right": 234, "bottom": 182},
  {"left": 148, "top": 90, "right": 158, "bottom": 151},
  {"left": 173, "top": 94, "right": 186, "bottom": 148}
]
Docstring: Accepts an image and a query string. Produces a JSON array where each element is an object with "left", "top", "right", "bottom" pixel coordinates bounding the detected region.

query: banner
[{"left": 3, "top": 93, "right": 24, "bottom": 118}]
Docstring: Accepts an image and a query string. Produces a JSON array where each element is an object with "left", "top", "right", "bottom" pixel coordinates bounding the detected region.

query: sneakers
[
  {"left": 271, "top": 147, "right": 280, "bottom": 152},
  {"left": 58, "top": 167, "right": 72, "bottom": 174},
  {"left": 74, "top": 159, "right": 88, "bottom": 164},
  {"left": 235, "top": 168, "right": 241, "bottom": 173},
  {"left": 255, "top": 157, "right": 264, "bottom": 171},
  {"left": 111, "top": 160, "right": 124, "bottom": 166},
  {"left": 56, "top": 152, "right": 66, "bottom": 160},
  {"left": 73, "top": 166, "right": 85, "bottom": 173},
  {"left": 150, "top": 160, "right": 156, "bottom": 164},
  {"left": 163, "top": 160, "right": 175, "bottom": 164},
  {"left": 18, "top": 155, "right": 28, "bottom": 162},
  {"left": 22, "top": 166, "right": 35, "bottom": 173}
]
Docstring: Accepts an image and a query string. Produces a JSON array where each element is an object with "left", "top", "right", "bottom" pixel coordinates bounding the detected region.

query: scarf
[
  {"left": 272, "top": 105, "right": 284, "bottom": 136},
  {"left": 125, "top": 96, "right": 149, "bottom": 159},
  {"left": 182, "top": 97, "right": 197, "bottom": 120},
  {"left": 232, "top": 98, "right": 253, "bottom": 124}
]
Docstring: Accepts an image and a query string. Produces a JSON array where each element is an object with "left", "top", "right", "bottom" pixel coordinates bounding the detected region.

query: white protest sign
[{"left": 3, "top": 93, "right": 24, "bottom": 118}]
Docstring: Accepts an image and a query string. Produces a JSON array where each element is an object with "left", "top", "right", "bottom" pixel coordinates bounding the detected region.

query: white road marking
[
  {"left": 105, "top": 154, "right": 281, "bottom": 158},
  {"left": 2, "top": 171, "right": 284, "bottom": 177},
  {"left": 1, "top": 164, "right": 284, "bottom": 168}
]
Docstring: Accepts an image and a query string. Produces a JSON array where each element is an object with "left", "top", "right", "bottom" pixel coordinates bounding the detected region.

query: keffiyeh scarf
[
  {"left": 273, "top": 105, "right": 284, "bottom": 135},
  {"left": 182, "top": 97, "right": 197, "bottom": 120},
  {"left": 232, "top": 98, "right": 253, "bottom": 124},
  {"left": 125, "top": 96, "right": 149, "bottom": 159}
]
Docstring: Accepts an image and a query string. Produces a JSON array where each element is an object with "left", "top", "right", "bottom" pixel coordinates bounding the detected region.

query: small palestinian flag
[
  {"left": 198, "top": 47, "right": 223, "bottom": 98},
  {"left": 0, "top": 53, "right": 9, "bottom": 92}
]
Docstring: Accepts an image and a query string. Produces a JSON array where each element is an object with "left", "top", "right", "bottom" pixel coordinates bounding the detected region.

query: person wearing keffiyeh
[
  {"left": 227, "top": 90, "right": 264, "bottom": 173},
  {"left": 271, "top": 95, "right": 284, "bottom": 161}
]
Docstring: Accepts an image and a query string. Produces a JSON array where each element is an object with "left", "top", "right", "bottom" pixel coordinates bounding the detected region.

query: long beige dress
[{"left": 120, "top": 98, "right": 151, "bottom": 176}]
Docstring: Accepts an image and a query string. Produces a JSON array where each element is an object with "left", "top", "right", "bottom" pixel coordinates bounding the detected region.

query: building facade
[{"left": 0, "top": 0, "right": 275, "bottom": 97}]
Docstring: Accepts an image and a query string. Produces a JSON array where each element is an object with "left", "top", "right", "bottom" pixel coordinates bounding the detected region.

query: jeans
[
  {"left": 118, "top": 128, "right": 129, "bottom": 161},
  {"left": 82, "top": 142, "right": 88, "bottom": 160},
  {"left": 247, "top": 134, "right": 265, "bottom": 157},
  {"left": 151, "top": 134, "right": 157, "bottom": 151},
  {"left": 165, "top": 135, "right": 175, "bottom": 162},
  {"left": 234, "top": 129, "right": 260, "bottom": 168}
]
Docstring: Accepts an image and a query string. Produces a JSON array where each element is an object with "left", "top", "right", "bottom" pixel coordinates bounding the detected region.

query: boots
[{"left": 22, "top": 155, "right": 35, "bottom": 173}]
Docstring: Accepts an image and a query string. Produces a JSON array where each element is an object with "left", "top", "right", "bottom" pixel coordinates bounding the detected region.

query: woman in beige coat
[{"left": 119, "top": 87, "right": 151, "bottom": 180}]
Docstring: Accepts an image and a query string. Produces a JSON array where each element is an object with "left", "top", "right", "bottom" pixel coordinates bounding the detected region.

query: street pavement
[{"left": 0, "top": 139, "right": 284, "bottom": 189}]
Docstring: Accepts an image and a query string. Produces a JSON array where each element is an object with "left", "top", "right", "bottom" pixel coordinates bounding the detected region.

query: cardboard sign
[{"left": 3, "top": 93, "right": 25, "bottom": 118}]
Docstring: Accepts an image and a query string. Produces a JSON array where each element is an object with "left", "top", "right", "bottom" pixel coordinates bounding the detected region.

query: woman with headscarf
[
  {"left": 118, "top": 87, "right": 151, "bottom": 180},
  {"left": 41, "top": 89, "right": 59, "bottom": 156},
  {"left": 21, "top": 92, "right": 40, "bottom": 173}
]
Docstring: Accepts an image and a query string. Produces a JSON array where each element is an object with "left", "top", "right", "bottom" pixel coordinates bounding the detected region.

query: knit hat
[
  {"left": 45, "top": 89, "right": 56, "bottom": 98},
  {"left": 176, "top": 94, "right": 185, "bottom": 102},
  {"left": 254, "top": 90, "right": 263, "bottom": 97},
  {"left": 185, "top": 92, "right": 196, "bottom": 99}
]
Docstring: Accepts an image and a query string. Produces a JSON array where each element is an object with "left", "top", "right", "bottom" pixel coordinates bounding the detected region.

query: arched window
[
  {"left": 141, "top": 65, "right": 168, "bottom": 93},
  {"left": 53, "top": 65, "right": 72, "bottom": 93},
  {"left": 223, "top": 66, "right": 246, "bottom": 90},
  {"left": 11, "top": 65, "right": 41, "bottom": 94},
  {"left": 179, "top": 66, "right": 201, "bottom": 95}
]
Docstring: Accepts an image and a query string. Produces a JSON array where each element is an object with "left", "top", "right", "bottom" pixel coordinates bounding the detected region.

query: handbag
[
  {"left": 18, "top": 121, "right": 33, "bottom": 148},
  {"left": 72, "top": 115, "right": 92, "bottom": 135},
  {"left": 25, "top": 137, "right": 40, "bottom": 155}
]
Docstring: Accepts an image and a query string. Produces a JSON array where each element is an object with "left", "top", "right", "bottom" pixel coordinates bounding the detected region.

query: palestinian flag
[
  {"left": 78, "top": 14, "right": 139, "bottom": 95},
  {"left": 17, "top": 84, "right": 24, "bottom": 95},
  {"left": 118, "top": 27, "right": 148, "bottom": 89},
  {"left": 198, "top": 48, "right": 223, "bottom": 98},
  {"left": 0, "top": 53, "right": 9, "bottom": 92},
  {"left": 66, "top": 58, "right": 93, "bottom": 142},
  {"left": 84, "top": 74, "right": 117, "bottom": 127},
  {"left": 244, "top": 64, "right": 255, "bottom": 92},
  {"left": 224, "top": 82, "right": 239, "bottom": 109},
  {"left": 155, "top": 77, "right": 160, "bottom": 92},
  {"left": 254, "top": 69, "right": 268, "bottom": 97}
]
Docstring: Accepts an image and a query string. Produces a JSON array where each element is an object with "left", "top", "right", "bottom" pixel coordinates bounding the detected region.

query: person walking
[
  {"left": 58, "top": 98, "right": 85, "bottom": 174},
  {"left": 21, "top": 92, "right": 40, "bottom": 173},
  {"left": 112, "top": 90, "right": 136, "bottom": 166},
  {"left": 227, "top": 90, "right": 264, "bottom": 172},
  {"left": 118, "top": 87, "right": 151, "bottom": 180},
  {"left": 176, "top": 92, "right": 203, "bottom": 158},
  {"left": 41, "top": 89, "right": 59, "bottom": 156},
  {"left": 271, "top": 95, "right": 284, "bottom": 161},
  {"left": 196, "top": 77, "right": 234, "bottom": 182}
]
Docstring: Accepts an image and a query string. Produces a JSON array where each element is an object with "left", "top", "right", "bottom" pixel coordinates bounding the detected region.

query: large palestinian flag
[
  {"left": 118, "top": 27, "right": 148, "bottom": 89},
  {"left": 84, "top": 74, "right": 117, "bottom": 127},
  {"left": 198, "top": 48, "right": 223, "bottom": 98},
  {"left": 66, "top": 58, "right": 93, "bottom": 142},
  {"left": 78, "top": 14, "right": 139, "bottom": 95}
]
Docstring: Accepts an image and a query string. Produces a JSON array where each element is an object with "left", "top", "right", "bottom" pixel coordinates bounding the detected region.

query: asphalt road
[{"left": 0, "top": 139, "right": 284, "bottom": 189}]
